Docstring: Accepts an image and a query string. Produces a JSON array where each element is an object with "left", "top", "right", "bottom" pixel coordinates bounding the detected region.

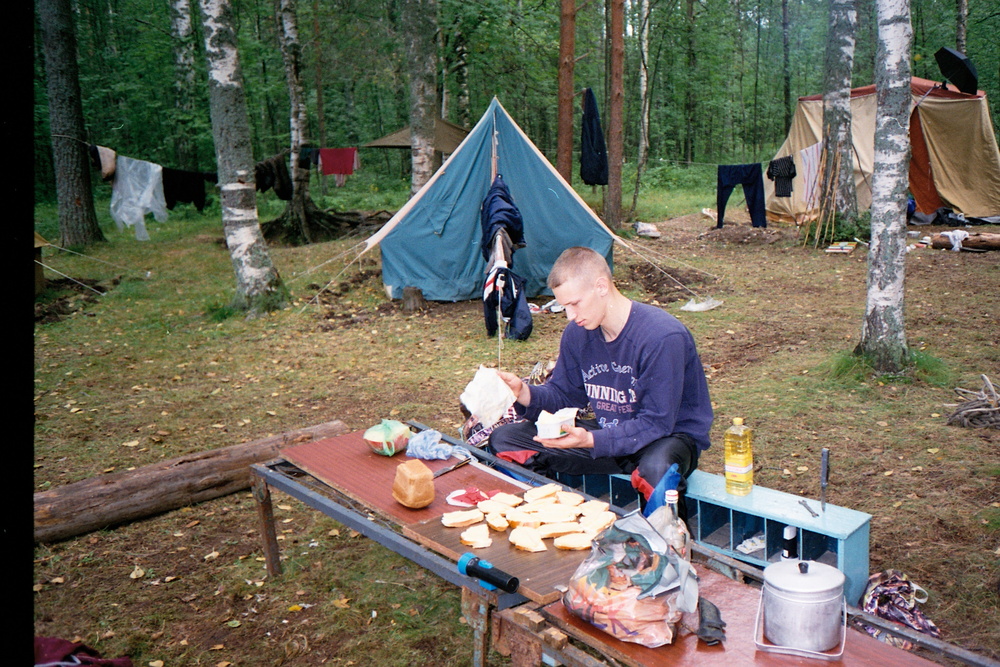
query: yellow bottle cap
[{"left": 733, "top": 417, "right": 744, "bottom": 426}]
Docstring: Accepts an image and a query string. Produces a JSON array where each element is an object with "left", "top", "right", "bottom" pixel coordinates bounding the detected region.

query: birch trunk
[
  {"left": 275, "top": 0, "right": 315, "bottom": 243},
  {"left": 856, "top": 0, "right": 912, "bottom": 373},
  {"left": 820, "top": 0, "right": 858, "bottom": 222},
  {"left": 37, "top": 0, "right": 104, "bottom": 247},
  {"left": 402, "top": 0, "right": 438, "bottom": 196},
  {"left": 629, "top": 0, "right": 650, "bottom": 217},
  {"left": 955, "top": 0, "right": 967, "bottom": 54},
  {"left": 169, "top": 0, "right": 199, "bottom": 170},
  {"left": 199, "top": 0, "right": 288, "bottom": 317}
]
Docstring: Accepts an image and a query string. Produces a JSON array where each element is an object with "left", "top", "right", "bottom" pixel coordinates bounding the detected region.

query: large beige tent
[
  {"left": 363, "top": 117, "right": 469, "bottom": 154},
  {"left": 765, "top": 77, "right": 1000, "bottom": 223}
]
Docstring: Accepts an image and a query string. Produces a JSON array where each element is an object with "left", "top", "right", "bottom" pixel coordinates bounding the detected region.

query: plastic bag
[
  {"left": 860, "top": 569, "right": 940, "bottom": 649},
  {"left": 562, "top": 511, "right": 698, "bottom": 647}
]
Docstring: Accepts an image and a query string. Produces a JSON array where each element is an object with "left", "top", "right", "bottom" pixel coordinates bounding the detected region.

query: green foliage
[
  {"left": 818, "top": 347, "right": 954, "bottom": 388},
  {"left": 832, "top": 210, "right": 872, "bottom": 242}
]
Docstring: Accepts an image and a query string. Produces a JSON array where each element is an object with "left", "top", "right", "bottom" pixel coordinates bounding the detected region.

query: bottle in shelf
[
  {"left": 649, "top": 489, "right": 690, "bottom": 560},
  {"left": 781, "top": 525, "right": 798, "bottom": 561},
  {"left": 724, "top": 417, "right": 754, "bottom": 496}
]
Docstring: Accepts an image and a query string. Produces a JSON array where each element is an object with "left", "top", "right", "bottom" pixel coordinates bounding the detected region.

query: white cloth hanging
[{"left": 110, "top": 155, "right": 168, "bottom": 241}]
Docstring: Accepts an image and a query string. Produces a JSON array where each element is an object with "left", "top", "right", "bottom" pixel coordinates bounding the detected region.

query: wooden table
[{"left": 250, "top": 429, "right": 944, "bottom": 667}]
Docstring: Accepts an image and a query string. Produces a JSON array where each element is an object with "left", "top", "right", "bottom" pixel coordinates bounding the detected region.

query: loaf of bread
[{"left": 391, "top": 459, "right": 435, "bottom": 509}]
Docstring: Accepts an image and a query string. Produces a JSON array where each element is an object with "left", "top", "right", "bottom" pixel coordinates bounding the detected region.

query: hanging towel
[
  {"left": 110, "top": 155, "right": 168, "bottom": 241},
  {"left": 799, "top": 141, "right": 823, "bottom": 212},
  {"left": 89, "top": 145, "right": 117, "bottom": 180},
  {"left": 580, "top": 88, "right": 608, "bottom": 186},
  {"left": 319, "top": 147, "right": 358, "bottom": 176},
  {"left": 716, "top": 163, "right": 767, "bottom": 229},
  {"left": 766, "top": 155, "right": 796, "bottom": 197}
]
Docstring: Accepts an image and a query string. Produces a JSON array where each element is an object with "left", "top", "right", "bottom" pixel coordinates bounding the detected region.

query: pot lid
[{"left": 764, "top": 559, "right": 845, "bottom": 594}]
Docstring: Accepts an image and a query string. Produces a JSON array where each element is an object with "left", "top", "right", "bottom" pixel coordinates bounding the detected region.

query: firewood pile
[{"left": 946, "top": 374, "right": 1000, "bottom": 429}]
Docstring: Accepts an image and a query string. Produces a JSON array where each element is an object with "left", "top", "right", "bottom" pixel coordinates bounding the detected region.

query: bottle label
[{"left": 725, "top": 462, "right": 753, "bottom": 475}]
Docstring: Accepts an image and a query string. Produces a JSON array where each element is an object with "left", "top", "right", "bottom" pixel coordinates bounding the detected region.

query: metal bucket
[{"left": 761, "top": 560, "right": 845, "bottom": 654}]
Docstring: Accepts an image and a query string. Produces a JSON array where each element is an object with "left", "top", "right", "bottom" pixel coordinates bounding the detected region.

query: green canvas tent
[
  {"left": 361, "top": 98, "right": 616, "bottom": 302},
  {"left": 363, "top": 117, "right": 470, "bottom": 155}
]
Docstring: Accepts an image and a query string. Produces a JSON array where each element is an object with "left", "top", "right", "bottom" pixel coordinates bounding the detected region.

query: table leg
[
  {"left": 251, "top": 473, "right": 282, "bottom": 577},
  {"left": 462, "top": 586, "right": 493, "bottom": 667}
]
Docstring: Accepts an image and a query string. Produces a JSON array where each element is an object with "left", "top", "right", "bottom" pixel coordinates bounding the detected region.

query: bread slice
[
  {"left": 555, "top": 491, "right": 585, "bottom": 507},
  {"left": 529, "top": 505, "right": 583, "bottom": 525},
  {"left": 509, "top": 526, "right": 547, "bottom": 552},
  {"left": 488, "top": 492, "right": 524, "bottom": 508},
  {"left": 554, "top": 532, "right": 595, "bottom": 550},
  {"left": 476, "top": 499, "right": 512, "bottom": 515},
  {"left": 577, "top": 499, "right": 611, "bottom": 516},
  {"left": 537, "top": 521, "right": 586, "bottom": 539},
  {"left": 485, "top": 512, "right": 509, "bottom": 532},
  {"left": 505, "top": 508, "right": 542, "bottom": 529},
  {"left": 579, "top": 510, "right": 617, "bottom": 534},
  {"left": 523, "top": 482, "right": 561, "bottom": 503},
  {"left": 441, "top": 509, "right": 485, "bottom": 528},
  {"left": 460, "top": 523, "right": 492, "bottom": 548}
]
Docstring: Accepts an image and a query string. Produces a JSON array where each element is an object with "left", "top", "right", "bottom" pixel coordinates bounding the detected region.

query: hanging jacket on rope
[
  {"left": 480, "top": 174, "right": 524, "bottom": 262},
  {"left": 580, "top": 88, "right": 608, "bottom": 186},
  {"left": 483, "top": 266, "right": 533, "bottom": 341}
]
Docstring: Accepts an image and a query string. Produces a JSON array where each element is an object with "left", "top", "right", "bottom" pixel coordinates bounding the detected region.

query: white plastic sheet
[{"left": 110, "top": 156, "right": 168, "bottom": 241}]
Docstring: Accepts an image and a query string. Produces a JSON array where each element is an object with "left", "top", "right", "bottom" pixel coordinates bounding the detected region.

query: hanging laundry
[
  {"left": 319, "top": 147, "right": 360, "bottom": 186},
  {"left": 716, "top": 163, "right": 767, "bottom": 229},
  {"left": 580, "top": 88, "right": 608, "bottom": 186},
  {"left": 110, "top": 155, "right": 169, "bottom": 241},
  {"left": 480, "top": 173, "right": 525, "bottom": 265},
  {"left": 88, "top": 145, "right": 117, "bottom": 180},
  {"left": 798, "top": 141, "right": 823, "bottom": 212},
  {"left": 162, "top": 167, "right": 215, "bottom": 212},
  {"left": 483, "top": 266, "right": 533, "bottom": 341},
  {"left": 254, "top": 154, "right": 293, "bottom": 200},
  {"left": 766, "top": 155, "right": 796, "bottom": 197}
]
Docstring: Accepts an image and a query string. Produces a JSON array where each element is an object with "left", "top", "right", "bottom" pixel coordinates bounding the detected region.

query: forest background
[{"left": 33, "top": 0, "right": 1000, "bottom": 204}]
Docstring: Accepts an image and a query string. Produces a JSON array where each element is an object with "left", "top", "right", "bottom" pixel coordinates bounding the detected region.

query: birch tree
[
  {"left": 198, "top": 0, "right": 288, "bottom": 317},
  {"left": 401, "top": 0, "right": 438, "bottom": 196},
  {"left": 37, "top": 0, "right": 104, "bottom": 247},
  {"left": 170, "top": 0, "right": 199, "bottom": 170},
  {"left": 820, "top": 0, "right": 858, "bottom": 224},
  {"left": 855, "top": 0, "right": 912, "bottom": 373}
]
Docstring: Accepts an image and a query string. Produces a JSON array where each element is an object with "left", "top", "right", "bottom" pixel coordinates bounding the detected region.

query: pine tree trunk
[
  {"left": 170, "top": 0, "right": 199, "bottom": 170},
  {"left": 821, "top": 0, "right": 858, "bottom": 223},
  {"left": 37, "top": 0, "right": 104, "bottom": 247},
  {"left": 782, "top": 0, "right": 792, "bottom": 132},
  {"left": 856, "top": 0, "right": 912, "bottom": 373},
  {"left": 199, "top": 0, "right": 288, "bottom": 317},
  {"left": 402, "top": 0, "right": 438, "bottom": 196},
  {"left": 605, "top": 0, "right": 624, "bottom": 230},
  {"left": 556, "top": 0, "right": 576, "bottom": 182}
]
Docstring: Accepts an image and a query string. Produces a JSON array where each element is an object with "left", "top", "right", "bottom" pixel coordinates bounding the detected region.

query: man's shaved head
[{"left": 547, "top": 247, "right": 612, "bottom": 290}]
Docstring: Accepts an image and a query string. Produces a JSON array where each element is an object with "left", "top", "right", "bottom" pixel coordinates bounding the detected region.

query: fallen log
[
  {"left": 930, "top": 232, "right": 1000, "bottom": 251},
  {"left": 34, "top": 419, "right": 350, "bottom": 544}
]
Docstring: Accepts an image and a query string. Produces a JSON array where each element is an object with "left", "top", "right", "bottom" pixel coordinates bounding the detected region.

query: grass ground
[{"left": 33, "top": 185, "right": 999, "bottom": 665}]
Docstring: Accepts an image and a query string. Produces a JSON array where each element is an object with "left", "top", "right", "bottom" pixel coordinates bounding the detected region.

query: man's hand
[
  {"left": 497, "top": 370, "right": 531, "bottom": 406},
  {"left": 533, "top": 425, "right": 594, "bottom": 449}
]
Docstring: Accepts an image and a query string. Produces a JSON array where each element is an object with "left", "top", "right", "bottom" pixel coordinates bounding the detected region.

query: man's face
[{"left": 552, "top": 277, "right": 606, "bottom": 330}]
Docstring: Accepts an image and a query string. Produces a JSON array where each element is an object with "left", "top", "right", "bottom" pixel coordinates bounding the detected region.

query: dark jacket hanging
[{"left": 580, "top": 88, "right": 608, "bottom": 186}]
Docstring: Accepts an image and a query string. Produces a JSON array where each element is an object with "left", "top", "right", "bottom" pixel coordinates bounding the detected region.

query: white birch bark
[
  {"left": 170, "top": 0, "right": 199, "bottom": 169},
  {"left": 402, "top": 0, "right": 439, "bottom": 196},
  {"left": 821, "top": 0, "right": 858, "bottom": 221},
  {"left": 199, "top": 0, "right": 287, "bottom": 316},
  {"left": 275, "top": 0, "right": 314, "bottom": 242},
  {"left": 857, "top": 0, "right": 912, "bottom": 372}
]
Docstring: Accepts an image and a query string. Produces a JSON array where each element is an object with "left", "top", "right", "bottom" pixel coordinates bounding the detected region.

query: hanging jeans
[{"left": 716, "top": 163, "right": 767, "bottom": 228}]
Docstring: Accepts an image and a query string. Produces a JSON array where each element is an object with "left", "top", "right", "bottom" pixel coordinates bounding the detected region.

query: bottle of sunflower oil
[{"left": 724, "top": 417, "right": 753, "bottom": 496}]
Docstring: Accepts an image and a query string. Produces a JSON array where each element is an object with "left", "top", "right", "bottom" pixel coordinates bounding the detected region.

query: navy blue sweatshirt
[{"left": 519, "top": 302, "right": 713, "bottom": 456}]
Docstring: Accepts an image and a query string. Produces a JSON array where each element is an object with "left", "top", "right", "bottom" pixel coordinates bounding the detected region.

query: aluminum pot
[{"left": 762, "top": 559, "right": 845, "bottom": 652}]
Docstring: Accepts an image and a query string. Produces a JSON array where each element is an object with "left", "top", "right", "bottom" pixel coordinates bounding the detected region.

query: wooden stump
[{"left": 402, "top": 286, "right": 429, "bottom": 313}]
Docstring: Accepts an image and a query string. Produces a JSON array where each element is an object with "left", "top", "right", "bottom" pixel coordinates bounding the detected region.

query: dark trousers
[
  {"left": 488, "top": 419, "right": 699, "bottom": 519},
  {"left": 717, "top": 163, "right": 767, "bottom": 228}
]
